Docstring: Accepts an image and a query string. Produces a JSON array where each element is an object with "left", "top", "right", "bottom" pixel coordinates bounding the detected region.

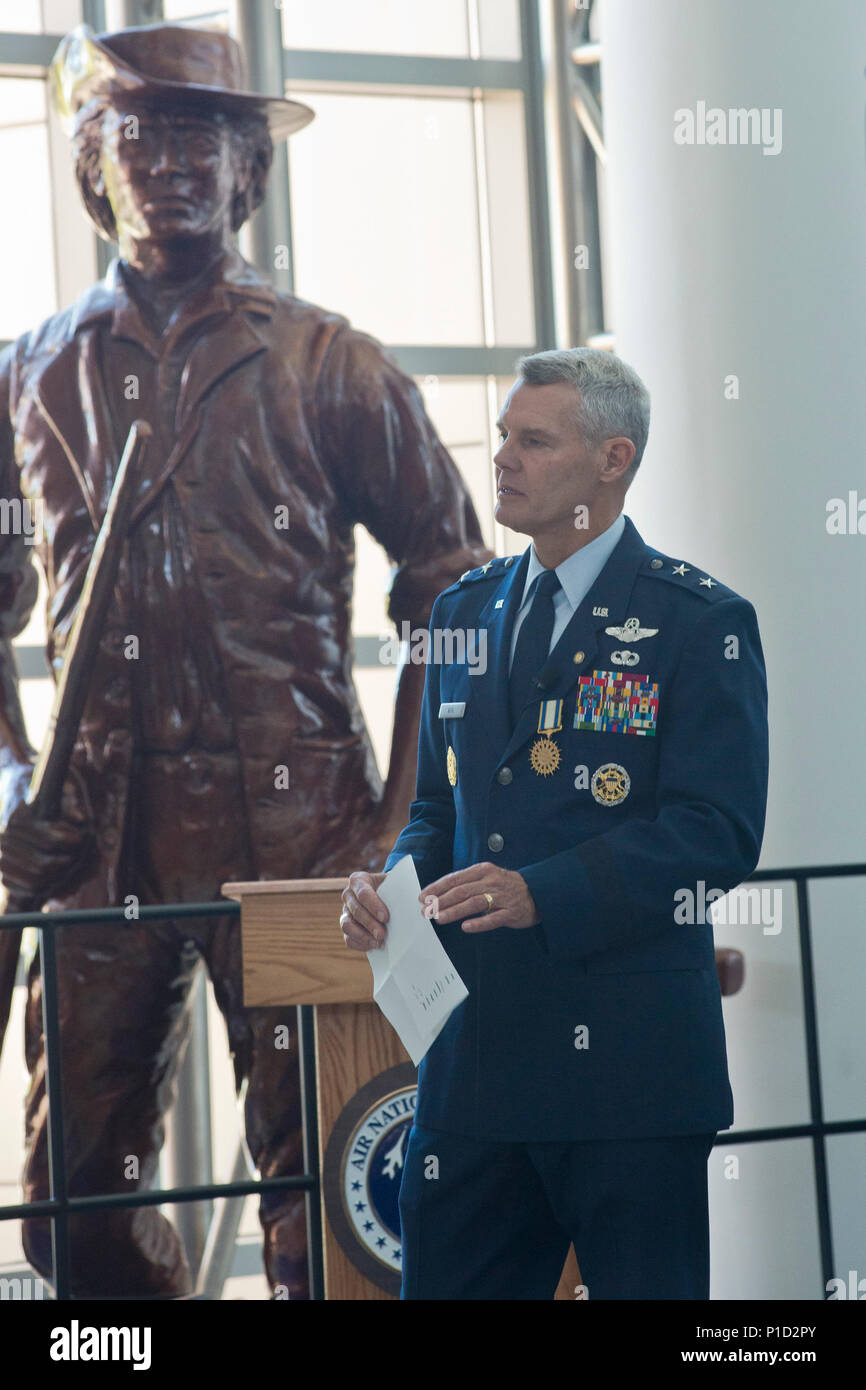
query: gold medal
[
  {"left": 530, "top": 699, "right": 563, "bottom": 777},
  {"left": 446, "top": 745, "right": 457, "bottom": 786},
  {"left": 530, "top": 737, "right": 561, "bottom": 776}
]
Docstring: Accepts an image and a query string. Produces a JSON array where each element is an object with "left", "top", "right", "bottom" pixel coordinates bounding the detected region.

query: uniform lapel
[
  {"left": 467, "top": 550, "right": 530, "bottom": 758},
  {"left": 499, "top": 517, "right": 651, "bottom": 764}
]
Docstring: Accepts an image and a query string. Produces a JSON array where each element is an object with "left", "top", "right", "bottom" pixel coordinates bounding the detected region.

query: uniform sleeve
[
  {"left": 521, "top": 596, "right": 769, "bottom": 962},
  {"left": 316, "top": 326, "right": 490, "bottom": 626},
  {"left": 384, "top": 593, "right": 455, "bottom": 888}
]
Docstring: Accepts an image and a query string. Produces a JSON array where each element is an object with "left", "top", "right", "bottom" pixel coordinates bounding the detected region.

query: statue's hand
[{"left": 0, "top": 765, "right": 97, "bottom": 908}]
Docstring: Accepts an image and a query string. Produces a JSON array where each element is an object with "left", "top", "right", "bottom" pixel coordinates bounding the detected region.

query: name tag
[{"left": 438, "top": 702, "right": 466, "bottom": 719}]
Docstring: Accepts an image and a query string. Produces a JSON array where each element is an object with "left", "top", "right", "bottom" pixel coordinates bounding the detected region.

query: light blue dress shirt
[{"left": 508, "top": 512, "right": 626, "bottom": 672}]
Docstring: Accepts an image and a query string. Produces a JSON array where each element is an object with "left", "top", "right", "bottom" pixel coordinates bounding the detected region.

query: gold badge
[
  {"left": 530, "top": 699, "right": 563, "bottom": 777},
  {"left": 446, "top": 745, "right": 457, "bottom": 786},
  {"left": 530, "top": 738, "right": 561, "bottom": 777},
  {"left": 591, "top": 762, "right": 631, "bottom": 806}
]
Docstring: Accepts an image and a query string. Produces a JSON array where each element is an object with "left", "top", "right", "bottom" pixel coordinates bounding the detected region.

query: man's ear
[{"left": 600, "top": 437, "right": 636, "bottom": 483}]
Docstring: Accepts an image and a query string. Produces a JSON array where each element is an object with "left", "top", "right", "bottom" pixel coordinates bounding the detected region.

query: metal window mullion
[
  {"left": 518, "top": 0, "right": 555, "bottom": 352},
  {"left": 281, "top": 49, "right": 527, "bottom": 92},
  {"left": 103, "top": 0, "right": 164, "bottom": 27},
  {"left": 231, "top": 0, "right": 294, "bottom": 294}
]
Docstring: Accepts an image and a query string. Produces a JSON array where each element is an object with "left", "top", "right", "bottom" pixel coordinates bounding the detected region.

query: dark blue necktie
[{"left": 508, "top": 569, "right": 561, "bottom": 726}]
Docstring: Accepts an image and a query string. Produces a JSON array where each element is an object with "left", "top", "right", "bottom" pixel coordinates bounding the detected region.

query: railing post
[{"left": 38, "top": 922, "right": 70, "bottom": 1300}]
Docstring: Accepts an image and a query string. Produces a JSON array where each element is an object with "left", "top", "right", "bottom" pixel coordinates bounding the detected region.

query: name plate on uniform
[{"left": 438, "top": 702, "right": 466, "bottom": 719}]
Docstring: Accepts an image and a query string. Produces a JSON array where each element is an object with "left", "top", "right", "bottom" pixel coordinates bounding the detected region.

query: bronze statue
[{"left": 0, "top": 23, "right": 488, "bottom": 1299}]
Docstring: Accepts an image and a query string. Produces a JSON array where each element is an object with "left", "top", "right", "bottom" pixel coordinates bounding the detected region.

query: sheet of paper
[{"left": 367, "top": 854, "right": 469, "bottom": 1066}]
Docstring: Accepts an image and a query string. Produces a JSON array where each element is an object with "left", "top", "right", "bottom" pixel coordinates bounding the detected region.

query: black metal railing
[
  {"left": 0, "top": 898, "right": 325, "bottom": 1301},
  {"left": 716, "top": 861, "right": 866, "bottom": 1298},
  {"left": 0, "top": 862, "right": 863, "bottom": 1301}
]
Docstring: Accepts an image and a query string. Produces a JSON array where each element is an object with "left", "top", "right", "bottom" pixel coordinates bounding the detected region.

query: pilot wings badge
[{"left": 604, "top": 616, "right": 658, "bottom": 643}]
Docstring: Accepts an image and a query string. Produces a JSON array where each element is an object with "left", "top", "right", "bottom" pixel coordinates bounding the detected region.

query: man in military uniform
[
  {"left": 342, "top": 347, "right": 769, "bottom": 1299},
  {"left": 0, "top": 24, "right": 487, "bottom": 1299}
]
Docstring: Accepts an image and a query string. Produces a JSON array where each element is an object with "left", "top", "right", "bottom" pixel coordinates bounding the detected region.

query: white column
[
  {"left": 600, "top": 0, "right": 866, "bottom": 1301},
  {"left": 600, "top": 0, "right": 866, "bottom": 870}
]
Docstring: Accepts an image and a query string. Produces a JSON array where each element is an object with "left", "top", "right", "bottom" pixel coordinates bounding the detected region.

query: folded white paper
[{"left": 368, "top": 855, "right": 469, "bottom": 1066}]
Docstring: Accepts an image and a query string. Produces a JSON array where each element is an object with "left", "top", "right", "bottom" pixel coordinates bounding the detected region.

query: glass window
[
  {"left": 476, "top": 0, "right": 522, "bottom": 60},
  {"left": 417, "top": 375, "right": 496, "bottom": 548},
  {"left": 2, "top": 0, "right": 46, "bottom": 32},
  {"left": 283, "top": 0, "right": 521, "bottom": 61},
  {"left": 282, "top": 0, "right": 471, "bottom": 58},
  {"left": 354, "top": 667, "right": 396, "bottom": 774},
  {"left": 41, "top": 1, "right": 82, "bottom": 30},
  {"left": 160, "top": 2, "right": 229, "bottom": 21},
  {"left": 482, "top": 92, "right": 535, "bottom": 345},
  {"left": 0, "top": 79, "right": 56, "bottom": 341},
  {"left": 288, "top": 90, "right": 484, "bottom": 345}
]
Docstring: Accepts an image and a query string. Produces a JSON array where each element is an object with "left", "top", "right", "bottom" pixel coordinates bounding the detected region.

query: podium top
[
  {"left": 222, "top": 877, "right": 369, "bottom": 1006},
  {"left": 222, "top": 878, "right": 346, "bottom": 901}
]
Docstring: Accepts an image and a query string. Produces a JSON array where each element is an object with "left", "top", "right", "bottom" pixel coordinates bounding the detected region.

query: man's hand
[
  {"left": 340, "top": 870, "right": 389, "bottom": 951},
  {"left": 422, "top": 863, "right": 540, "bottom": 933}
]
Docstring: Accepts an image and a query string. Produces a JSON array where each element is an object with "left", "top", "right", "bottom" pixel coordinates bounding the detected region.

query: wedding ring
[{"left": 484, "top": 893, "right": 494, "bottom": 914}]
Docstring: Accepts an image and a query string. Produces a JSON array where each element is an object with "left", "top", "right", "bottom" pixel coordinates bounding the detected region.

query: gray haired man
[{"left": 342, "top": 347, "right": 769, "bottom": 1299}]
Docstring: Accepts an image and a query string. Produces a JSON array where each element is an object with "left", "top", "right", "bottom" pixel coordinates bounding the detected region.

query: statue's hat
[{"left": 50, "top": 23, "right": 315, "bottom": 142}]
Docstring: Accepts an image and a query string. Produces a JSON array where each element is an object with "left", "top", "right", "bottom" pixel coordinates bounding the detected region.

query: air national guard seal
[{"left": 323, "top": 1063, "right": 417, "bottom": 1294}]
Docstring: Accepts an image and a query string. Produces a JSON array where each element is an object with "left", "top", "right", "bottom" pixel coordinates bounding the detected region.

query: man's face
[
  {"left": 493, "top": 380, "right": 606, "bottom": 539},
  {"left": 98, "top": 101, "right": 239, "bottom": 246}
]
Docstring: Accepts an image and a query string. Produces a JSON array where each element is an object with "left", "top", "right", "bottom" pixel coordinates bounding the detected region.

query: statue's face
[{"left": 97, "top": 100, "right": 240, "bottom": 247}]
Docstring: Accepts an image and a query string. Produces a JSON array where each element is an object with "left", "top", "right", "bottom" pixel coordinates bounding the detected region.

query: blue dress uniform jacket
[{"left": 385, "top": 515, "right": 769, "bottom": 1142}]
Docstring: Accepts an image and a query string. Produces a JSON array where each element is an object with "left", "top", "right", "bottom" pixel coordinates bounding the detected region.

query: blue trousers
[{"left": 398, "top": 1124, "right": 716, "bottom": 1300}]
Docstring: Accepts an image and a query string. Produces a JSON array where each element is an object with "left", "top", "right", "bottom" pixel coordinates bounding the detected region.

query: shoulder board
[
  {"left": 638, "top": 551, "right": 736, "bottom": 602},
  {"left": 440, "top": 554, "right": 516, "bottom": 596}
]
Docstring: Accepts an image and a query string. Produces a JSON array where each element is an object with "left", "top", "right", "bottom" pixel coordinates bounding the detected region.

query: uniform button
[
  {"left": 496, "top": 767, "right": 513, "bottom": 786},
  {"left": 573, "top": 650, "right": 585, "bottom": 664},
  {"left": 487, "top": 832, "right": 504, "bottom": 853},
  {"left": 651, "top": 558, "right": 663, "bottom": 569}
]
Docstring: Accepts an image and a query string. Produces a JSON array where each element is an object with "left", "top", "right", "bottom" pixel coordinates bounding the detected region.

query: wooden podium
[
  {"left": 222, "top": 878, "right": 408, "bottom": 1299},
  {"left": 222, "top": 877, "right": 584, "bottom": 1299}
]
